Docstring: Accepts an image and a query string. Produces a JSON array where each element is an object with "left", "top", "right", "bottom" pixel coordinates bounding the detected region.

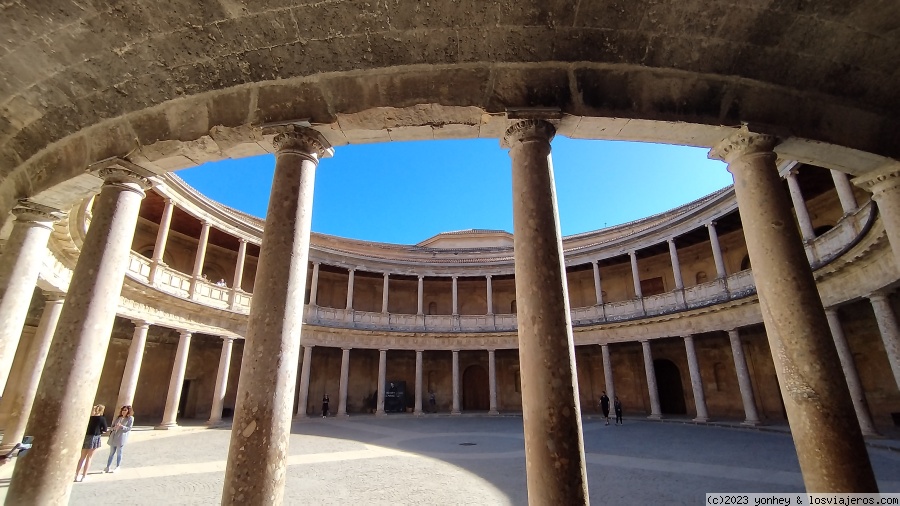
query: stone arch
[
  {"left": 653, "top": 359, "right": 686, "bottom": 415},
  {"left": 462, "top": 365, "right": 489, "bottom": 411}
]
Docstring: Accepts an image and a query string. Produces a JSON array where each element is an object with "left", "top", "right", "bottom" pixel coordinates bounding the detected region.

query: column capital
[
  {"left": 486, "top": 274, "right": 493, "bottom": 279},
  {"left": 200, "top": 220, "right": 211, "bottom": 228},
  {"left": 131, "top": 319, "right": 150, "bottom": 329},
  {"left": 823, "top": 306, "right": 840, "bottom": 317},
  {"left": 451, "top": 349, "right": 460, "bottom": 353},
  {"left": 272, "top": 126, "right": 334, "bottom": 159},
  {"left": 415, "top": 349, "right": 424, "bottom": 353},
  {"left": 177, "top": 330, "right": 193, "bottom": 338},
  {"left": 707, "top": 221, "right": 717, "bottom": 228},
  {"left": 417, "top": 274, "right": 424, "bottom": 280},
  {"left": 868, "top": 291, "right": 891, "bottom": 303},
  {"left": 342, "top": 347, "right": 352, "bottom": 352},
  {"left": 12, "top": 200, "right": 64, "bottom": 224},
  {"left": 97, "top": 165, "right": 155, "bottom": 190},
  {"left": 304, "top": 344, "right": 316, "bottom": 350},
  {"left": 43, "top": 292, "right": 65, "bottom": 302},
  {"left": 238, "top": 238, "right": 248, "bottom": 245},
  {"left": 383, "top": 272, "right": 390, "bottom": 278},
  {"left": 221, "top": 336, "right": 237, "bottom": 343},
  {"left": 853, "top": 162, "right": 900, "bottom": 197},
  {"left": 708, "top": 128, "right": 779, "bottom": 164},
  {"left": 501, "top": 119, "right": 556, "bottom": 148},
  {"left": 379, "top": 348, "right": 388, "bottom": 353},
  {"left": 667, "top": 237, "right": 676, "bottom": 245}
]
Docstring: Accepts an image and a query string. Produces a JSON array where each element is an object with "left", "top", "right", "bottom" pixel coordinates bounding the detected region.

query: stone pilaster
[
  {"left": 157, "top": 331, "right": 192, "bottom": 429},
  {"left": 503, "top": 119, "right": 588, "bottom": 504},
  {"left": 641, "top": 340, "right": 662, "bottom": 419},
  {"left": 8, "top": 163, "right": 154, "bottom": 505},
  {"left": 0, "top": 294, "right": 64, "bottom": 453},
  {"left": 223, "top": 127, "right": 332, "bottom": 506},
  {"left": 208, "top": 336, "right": 235, "bottom": 426},
  {"left": 116, "top": 320, "right": 150, "bottom": 410},
  {"left": 0, "top": 201, "right": 62, "bottom": 393},
  {"left": 710, "top": 128, "right": 877, "bottom": 492}
]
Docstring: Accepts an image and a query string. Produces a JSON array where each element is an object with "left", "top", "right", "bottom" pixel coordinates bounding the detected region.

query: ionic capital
[
  {"left": 272, "top": 126, "right": 334, "bottom": 160},
  {"left": 12, "top": 200, "right": 64, "bottom": 224},
  {"left": 501, "top": 119, "right": 556, "bottom": 148},
  {"left": 98, "top": 166, "right": 154, "bottom": 191},
  {"left": 708, "top": 128, "right": 778, "bottom": 165},
  {"left": 853, "top": 162, "right": 900, "bottom": 198}
]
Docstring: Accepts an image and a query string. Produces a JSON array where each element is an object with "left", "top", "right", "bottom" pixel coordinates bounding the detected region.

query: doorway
[
  {"left": 462, "top": 365, "right": 489, "bottom": 411},
  {"left": 653, "top": 359, "right": 686, "bottom": 415}
]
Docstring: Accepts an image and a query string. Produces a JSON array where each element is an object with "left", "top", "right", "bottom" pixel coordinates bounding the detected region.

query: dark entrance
[
  {"left": 653, "top": 359, "right": 686, "bottom": 415},
  {"left": 384, "top": 381, "right": 407, "bottom": 413},
  {"left": 178, "top": 380, "right": 192, "bottom": 419},
  {"left": 463, "top": 365, "right": 489, "bottom": 411}
]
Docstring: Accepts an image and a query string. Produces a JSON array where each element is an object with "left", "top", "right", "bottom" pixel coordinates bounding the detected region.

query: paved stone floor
[{"left": 2, "top": 415, "right": 899, "bottom": 505}]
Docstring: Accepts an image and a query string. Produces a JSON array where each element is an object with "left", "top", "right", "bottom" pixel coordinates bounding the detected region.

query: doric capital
[
  {"left": 501, "top": 119, "right": 556, "bottom": 148},
  {"left": 853, "top": 162, "right": 900, "bottom": 197},
  {"left": 132, "top": 319, "right": 150, "bottom": 329},
  {"left": 868, "top": 291, "right": 891, "bottom": 303},
  {"left": 12, "top": 200, "right": 64, "bottom": 224},
  {"left": 708, "top": 128, "right": 778, "bottom": 164},
  {"left": 272, "top": 126, "right": 334, "bottom": 159},
  {"left": 98, "top": 167, "right": 154, "bottom": 190}
]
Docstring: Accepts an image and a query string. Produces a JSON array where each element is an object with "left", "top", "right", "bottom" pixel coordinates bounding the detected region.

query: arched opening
[
  {"left": 740, "top": 255, "right": 751, "bottom": 271},
  {"left": 653, "top": 359, "right": 686, "bottom": 415},
  {"left": 462, "top": 365, "right": 489, "bottom": 411},
  {"left": 695, "top": 271, "right": 708, "bottom": 284},
  {"left": 814, "top": 225, "right": 834, "bottom": 236},
  {"left": 510, "top": 300, "right": 517, "bottom": 314},
  {"left": 427, "top": 301, "right": 437, "bottom": 315}
]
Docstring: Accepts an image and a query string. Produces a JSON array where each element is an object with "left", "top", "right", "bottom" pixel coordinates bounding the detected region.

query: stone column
[
  {"left": 381, "top": 273, "right": 390, "bottom": 313},
  {"left": 641, "top": 340, "right": 662, "bottom": 419},
  {"left": 451, "top": 275, "right": 459, "bottom": 315},
  {"left": 488, "top": 349, "right": 499, "bottom": 414},
  {"left": 451, "top": 349, "right": 461, "bottom": 415},
  {"left": 7, "top": 164, "right": 153, "bottom": 505},
  {"left": 503, "top": 119, "right": 588, "bottom": 504},
  {"left": 592, "top": 261, "right": 604, "bottom": 305},
  {"left": 376, "top": 349, "right": 387, "bottom": 416},
  {"left": 601, "top": 344, "right": 615, "bottom": 403},
  {"left": 683, "top": 335, "right": 709, "bottom": 422},
  {"left": 416, "top": 275, "right": 424, "bottom": 315},
  {"left": 707, "top": 222, "right": 728, "bottom": 279},
  {"left": 208, "top": 337, "right": 236, "bottom": 426},
  {"left": 831, "top": 170, "right": 858, "bottom": 215},
  {"left": 629, "top": 250, "right": 642, "bottom": 298},
  {"left": 824, "top": 309, "right": 878, "bottom": 436},
  {"left": 309, "top": 262, "right": 320, "bottom": 306},
  {"left": 668, "top": 239, "right": 684, "bottom": 290},
  {"left": 346, "top": 268, "right": 355, "bottom": 310},
  {"left": 157, "top": 331, "right": 192, "bottom": 429},
  {"left": 189, "top": 220, "right": 211, "bottom": 297},
  {"left": 855, "top": 164, "right": 900, "bottom": 269},
  {"left": 868, "top": 292, "right": 900, "bottom": 390},
  {"left": 149, "top": 197, "right": 174, "bottom": 283},
  {"left": 229, "top": 239, "right": 247, "bottom": 307},
  {"left": 296, "top": 345, "right": 313, "bottom": 419},
  {"left": 338, "top": 348, "right": 350, "bottom": 417},
  {"left": 115, "top": 320, "right": 150, "bottom": 410},
  {"left": 486, "top": 275, "right": 494, "bottom": 315},
  {"left": 727, "top": 329, "right": 761, "bottom": 425},
  {"left": 413, "top": 350, "right": 424, "bottom": 416},
  {"left": 223, "top": 127, "right": 333, "bottom": 506},
  {"left": 785, "top": 166, "right": 816, "bottom": 242},
  {"left": 0, "top": 201, "right": 61, "bottom": 394},
  {"left": 710, "top": 128, "right": 877, "bottom": 492},
  {"left": 0, "top": 294, "right": 63, "bottom": 453}
]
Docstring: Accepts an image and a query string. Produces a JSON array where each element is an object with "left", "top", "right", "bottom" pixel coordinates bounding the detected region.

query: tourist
[
  {"left": 75, "top": 404, "right": 107, "bottom": 482},
  {"left": 599, "top": 391, "right": 610, "bottom": 425},
  {"left": 322, "top": 394, "right": 330, "bottom": 418},
  {"left": 429, "top": 391, "right": 436, "bottom": 413},
  {"left": 614, "top": 396, "right": 623, "bottom": 425},
  {"left": 105, "top": 405, "right": 134, "bottom": 473}
]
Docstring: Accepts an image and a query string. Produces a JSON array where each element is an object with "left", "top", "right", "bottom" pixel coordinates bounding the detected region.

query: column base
[
  {"left": 741, "top": 419, "right": 761, "bottom": 426},
  {"left": 692, "top": 417, "right": 710, "bottom": 423},
  {"left": 451, "top": 410, "right": 461, "bottom": 416},
  {"left": 154, "top": 422, "right": 179, "bottom": 430},
  {"left": 647, "top": 414, "right": 662, "bottom": 420},
  {"left": 489, "top": 410, "right": 499, "bottom": 415},
  {"left": 375, "top": 410, "right": 386, "bottom": 417},
  {"left": 337, "top": 412, "right": 349, "bottom": 418},
  {"left": 414, "top": 410, "right": 423, "bottom": 417},
  {"left": 293, "top": 413, "right": 308, "bottom": 420},
  {"left": 206, "top": 419, "right": 224, "bottom": 428}
]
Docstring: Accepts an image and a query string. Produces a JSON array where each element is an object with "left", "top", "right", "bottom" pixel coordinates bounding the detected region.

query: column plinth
[
  {"left": 8, "top": 164, "right": 153, "bottom": 505},
  {"left": 710, "top": 128, "right": 877, "bottom": 492},
  {"left": 503, "top": 119, "right": 588, "bottom": 504},
  {"left": 222, "top": 126, "right": 333, "bottom": 506}
]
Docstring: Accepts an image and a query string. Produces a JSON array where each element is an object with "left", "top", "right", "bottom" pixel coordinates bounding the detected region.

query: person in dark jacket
[
  {"left": 599, "top": 392, "right": 611, "bottom": 425},
  {"left": 614, "top": 396, "right": 623, "bottom": 425},
  {"left": 75, "top": 404, "right": 108, "bottom": 482}
]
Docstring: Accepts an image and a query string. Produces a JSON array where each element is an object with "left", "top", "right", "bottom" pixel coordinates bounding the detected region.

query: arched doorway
[
  {"left": 462, "top": 365, "right": 489, "bottom": 411},
  {"left": 653, "top": 359, "right": 686, "bottom": 415}
]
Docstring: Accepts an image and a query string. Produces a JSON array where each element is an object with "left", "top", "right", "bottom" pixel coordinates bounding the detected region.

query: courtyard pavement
[{"left": 1, "top": 415, "right": 899, "bottom": 505}]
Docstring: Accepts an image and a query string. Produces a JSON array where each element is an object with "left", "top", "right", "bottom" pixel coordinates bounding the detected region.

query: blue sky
[{"left": 177, "top": 137, "right": 732, "bottom": 245}]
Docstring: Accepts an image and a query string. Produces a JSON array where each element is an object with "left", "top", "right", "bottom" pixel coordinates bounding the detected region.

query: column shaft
[
  {"left": 504, "top": 119, "right": 588, "bottom": 504},
  {"left": 601, "top": 344, "right": 615, "bottom": 404},
  {"left": 451, "top": 276, "right": 458, "bottom": 315},
  {"left": 414, "top": 350, "right": 424, "bottom": 415},
  {"left": 683, "top": 335, "right": 709, "bottom": 422},
  {"left": 592, "top": 261, "right": 604, "bottom": 305},
  {"left": 486, "top": 275, "right": 494, "bottom": 315},
  {"left": 189, "top": 221, "right": 211, "bottom": 296},
  {"left": 8, "top": 166, "right": 151, "bottom": 505},
  {"left": 0, "top": 203, "right": 58, "bottom": 394},
  {"left": 116, "top": 320, "right": 150, "bottom": 410},
  {"left": 223, "top": 128, "right": 331, "bottom": 505},
  {"left": 149, "top": 198, "right": 174, "bottom": 283},
  {"left": 668, "top": 239, "right": 684, "bottom": 289},
  {"left": 338, "top": 348, "right": 350, "bottom": 417},
  {"left": 629, "top": 251, "right": 642, "bottom": 298},
  {"left": 642, "top": 341, "right": 662, "bottom": 419},
  {"left": 0, "top": 295, "right": 63, "bottom": 453},
  {"left": 309, "top": 262, "right": 320, "bottom": 306},
  {"left": 855, "top": 165, "right": 900, "bottom": 268},
  {"left": 868, "top": 294, "right": 900, "bottom": 390},
  {"left": 232, "top": 239, "right": 247, "bottom": 291},
  {"left": 707, "top": 223, "right": 727, "bottom": 278},
  {"left": 381, "top": 273, "right": 390, "bottom": 313},
  {"left": 208, "top": 337, "right": 235, "bottom": 426},
  {"left": 346, "top": 268, "right": 355, "bottom": 310},
  {"left": 451, "top": 350, "right": 461, "bottom": 415},
  {"left": 296, "top": 346, "right": 313, "bottom": 418},
  {"left": 376, "top": 349, "right": 387, "bottom": 416},
  {"left": 488, "top": 349, "right": 498, "bottom": 414},
  {"left": 157, "top": 331, "right": 192, "bottom": 429},
  {"left": 830, "top": 170, "right": 858, "bottom": 215},
  {"left": 727, "top": 330, "right": 761, "bottom": 425},
  {"left": 416, "top": 276, "right": 424, "bottom": 315},
  {"left": 711, "top": 129, "right": 876, "bottom": 492},
  {"left": 785, "top": 168, "right": 816, "bottom": 242},
  {"left": 824, "top": 310, "right": 878, "bottom": 436}
]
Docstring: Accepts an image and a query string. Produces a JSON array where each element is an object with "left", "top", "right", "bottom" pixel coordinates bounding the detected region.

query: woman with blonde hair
[
  {"left": 105, "top": 405, "right": 134, "bottom": 472},
  {"left": 75, "top": 404, "right": 108, "bottom": 482}
]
